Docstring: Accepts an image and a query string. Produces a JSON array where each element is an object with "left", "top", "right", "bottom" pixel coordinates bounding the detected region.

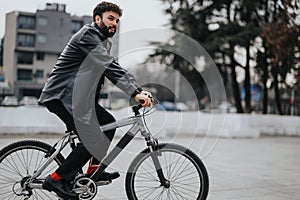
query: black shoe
[
  {"left": 97, "top": 171, "right": 120, "bottom": 181},
  {"left": 87, "top": 171, "right": 120, "bottom": 182},
  {"left": 42, "top": 175, "right": 78, "bottom": 199}
]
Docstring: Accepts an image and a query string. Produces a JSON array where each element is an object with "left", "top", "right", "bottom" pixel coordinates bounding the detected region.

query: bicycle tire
[
  {"left": 125, "top": 143, "right": 209, "bottom": 200},
  {"left": 0, "top": 140, "right": 65, "bottom": 200}
]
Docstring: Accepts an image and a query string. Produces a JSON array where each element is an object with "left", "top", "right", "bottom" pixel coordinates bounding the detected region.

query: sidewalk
[
  {"left": 0, "top": 135, "right": 299, "bottom": 199},
  {"left": 201, "top": 136, "right": 300, "bottom": 200}
]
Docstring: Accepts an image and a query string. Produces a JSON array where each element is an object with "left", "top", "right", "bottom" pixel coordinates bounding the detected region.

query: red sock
[
  {"left": 86, "top": 165, "right": 99, "bottom": 175},
  {"left": 50, "top": 171, "right": 62, "bottom": 181}
]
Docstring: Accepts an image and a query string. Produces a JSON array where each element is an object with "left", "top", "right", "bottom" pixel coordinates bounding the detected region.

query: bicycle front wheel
[
  {"left": 125, "top": 143, "right": 209, "bottom": 200},
  {"left": 0, "top": 140, "right": 65, "bottom": 200}
]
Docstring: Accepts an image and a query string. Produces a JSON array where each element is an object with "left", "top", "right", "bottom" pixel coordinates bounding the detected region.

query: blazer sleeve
[{"left": 104, "top": 61, "right": 142, "bottom": 97}]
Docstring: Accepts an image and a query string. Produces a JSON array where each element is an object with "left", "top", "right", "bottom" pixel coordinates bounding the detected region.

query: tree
[
  {"left": 151, "top": 0, "right": 264, "bottom": 113},
  {"left": 147, "top": 0, "right": 213, "bottom": 105},
  {"left": 148, "top": 0, "right": 299, "bottom": 115},
  {"left": 261, "top": 0, "right": 300, "bottom": 115}
]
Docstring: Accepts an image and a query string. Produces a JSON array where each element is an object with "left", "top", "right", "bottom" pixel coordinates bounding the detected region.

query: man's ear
[{"left": 95, "top": 15, "right": 101, "bottom": 23}]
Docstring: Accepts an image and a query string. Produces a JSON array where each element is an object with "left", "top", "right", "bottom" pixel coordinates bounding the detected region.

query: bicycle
[{"left": 0, "top": 102, "right": 209, "bottom": 200}]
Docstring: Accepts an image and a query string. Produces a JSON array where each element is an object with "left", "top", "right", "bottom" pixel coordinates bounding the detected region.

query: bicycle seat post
[{"left": 66, "top": 131, "right": 77, "bottom": 149}]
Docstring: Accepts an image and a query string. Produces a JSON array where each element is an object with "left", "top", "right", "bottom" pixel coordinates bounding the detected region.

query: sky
[{"left": 0, "top": 0, "right": 169, "bottom": 66}]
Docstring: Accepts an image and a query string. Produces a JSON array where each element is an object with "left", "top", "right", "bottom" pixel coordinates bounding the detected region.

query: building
[
  {"left": 0, "top": 38, "right": 3, "bottom": 68},
  {"left": 3, "top": 3, "right": 119, "bottom": 98}
]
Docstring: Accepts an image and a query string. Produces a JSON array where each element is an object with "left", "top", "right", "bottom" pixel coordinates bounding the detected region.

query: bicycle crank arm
[
  {"left": 28, "top": 183, "right": 43, "bottom": 189},
  {"left": 27, "top": 179, "right": 44, "bottom": 189},
  {"left": 95, "top": 180, "right": 111, "bottom": 186},
  {"left": 72, "top": 186, "right": 89, "bottom": 194}
]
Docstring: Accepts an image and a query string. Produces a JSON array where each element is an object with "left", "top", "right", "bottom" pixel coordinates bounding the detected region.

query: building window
[
  {"left": 37, "top": 16, "right": 48, "bottom": 26},
  {"left": 36, "top": 52, "right": 45, "bottom": 61},
  {"left": 17, "top": 51, "right": 33, "bottom": 64},
  {"left": 35, "top": 69, "right": 44, "bottom": 78},
  {"left": 37, "top": 34, "right": 47, "bottom": 43},
  {"left": 18, "top": 15, "right": 35, "bottom": 29},
  {"left": 71, "top": 21, "right": 83, "bottom": 33},
  {"left": 17, "top": 69, "right": 32, "bottom": 81},
  {"left": 17, "top": 33, "right": 35, "bottom": 47}
]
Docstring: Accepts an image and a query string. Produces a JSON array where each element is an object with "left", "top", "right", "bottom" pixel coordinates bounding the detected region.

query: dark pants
[{"left": 44, "top": 99, "right": 116, "bottom": 182}]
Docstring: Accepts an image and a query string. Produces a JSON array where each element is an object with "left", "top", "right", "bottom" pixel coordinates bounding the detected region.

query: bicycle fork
[{"left": 147, "top": 139, "right": 170, "bottom": 188}]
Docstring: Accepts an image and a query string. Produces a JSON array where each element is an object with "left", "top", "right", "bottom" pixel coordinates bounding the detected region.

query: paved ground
[{"left": 0, "top": 134, "right": 299, "bottom": 200}]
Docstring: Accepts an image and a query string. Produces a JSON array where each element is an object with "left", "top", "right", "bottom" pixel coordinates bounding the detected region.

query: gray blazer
[{"left": 39, "top": 22, "right": 141, "bottom": 114}]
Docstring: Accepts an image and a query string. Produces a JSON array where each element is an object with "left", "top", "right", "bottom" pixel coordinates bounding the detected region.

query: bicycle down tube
[{"left": 91, "top": 116, "right": 146, "bottom": 181}]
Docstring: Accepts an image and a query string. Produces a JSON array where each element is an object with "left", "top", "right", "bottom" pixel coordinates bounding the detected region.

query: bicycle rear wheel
[
  {"left": 125, "top": 143, "right": 209, "bottom": 200},
  {"left": 0, "top": 140, "right": 65, "bottom": 200}
]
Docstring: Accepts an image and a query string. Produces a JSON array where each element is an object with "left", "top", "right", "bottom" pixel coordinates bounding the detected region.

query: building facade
[{"left": 3, "top": 3, "right": 119, "bottom": 98}]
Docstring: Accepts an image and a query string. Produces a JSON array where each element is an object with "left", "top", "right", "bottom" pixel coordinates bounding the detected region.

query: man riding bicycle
[{"left": 38, "top": 1, "right": 152, "bottom": 199}]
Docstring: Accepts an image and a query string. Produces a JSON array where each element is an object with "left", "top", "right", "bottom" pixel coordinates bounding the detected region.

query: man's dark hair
[{"left": 93, "top": 1, "right": 123, "bottom": 21}]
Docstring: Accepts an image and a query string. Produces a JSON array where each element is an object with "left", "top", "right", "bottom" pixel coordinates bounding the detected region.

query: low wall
[{"left": 1, "top": 106, "right": 300, "bottom": 138}]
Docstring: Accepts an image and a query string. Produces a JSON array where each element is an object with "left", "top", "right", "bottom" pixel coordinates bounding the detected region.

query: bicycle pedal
[{"left": 96, "top": 180, "right": 111, "bottom": 186}]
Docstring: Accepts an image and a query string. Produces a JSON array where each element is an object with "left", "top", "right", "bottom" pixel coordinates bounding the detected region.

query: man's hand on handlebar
[{"left": 134, "top": 91, "right": 153, "bottom": 108}]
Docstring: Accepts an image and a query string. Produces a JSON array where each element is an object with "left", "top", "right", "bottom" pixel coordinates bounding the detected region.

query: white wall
[{"left": 1, "top": 106, "right": 300, "bottom": 138}]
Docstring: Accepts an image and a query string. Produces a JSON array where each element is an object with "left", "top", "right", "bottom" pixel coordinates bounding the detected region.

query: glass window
[
  {"left": 18, "top": 15, "right": 35, "bottom": 29},
  {"left": 71, "top": 21, "right": 83, "bottom": 33},
  {"left": 17, "top": 33, "right": 35, "bottom": 47},
  {"left": 17, "top": 51, "right": 33, "bottom": 64},
  {"left": 17, "top": 69, "right": 32, "bottom": 81},
  {"left": 37, "top": 16, "right": 48, "bottom": 26},
  {"left": 37, "top": 34, "right": 47, "bottom": 43},
  {"left": 35, "top": 69, "right": 44, "bottom": 78},
  {"left": 0, "top": 75, "right": 4, "bottom": 82},
  {"left": 36, "top": 52, "right": 45, "bottom": 60}
]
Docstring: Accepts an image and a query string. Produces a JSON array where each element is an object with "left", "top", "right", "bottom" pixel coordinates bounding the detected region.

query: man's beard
[{"left": 99, "top": 21, "right": 116, "bottom": 38}]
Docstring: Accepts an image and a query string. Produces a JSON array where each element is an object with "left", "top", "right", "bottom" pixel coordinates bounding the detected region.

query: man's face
[{"left": 95, "top": 11, "right": 120, "bottom": 38}]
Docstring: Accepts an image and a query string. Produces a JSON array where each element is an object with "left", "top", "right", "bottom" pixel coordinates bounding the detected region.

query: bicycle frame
[
  {"left": 92, "top": 114, "right": 168, "bottom": 185},
  {"left": 29, "top": 106, "right": 168, "bottom": 189},
  {"left": 91, "top": 114, "right": 147, "bottom": 180}
]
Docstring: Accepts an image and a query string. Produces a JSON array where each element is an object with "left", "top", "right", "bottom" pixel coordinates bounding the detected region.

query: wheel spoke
[{"left": 0, "top": 141, "right": 63, "bottom": 200}]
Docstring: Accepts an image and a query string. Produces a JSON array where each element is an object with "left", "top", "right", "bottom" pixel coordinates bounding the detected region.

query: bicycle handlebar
[{"left": 132, "top": 97, "right": 157, "bottom": 116}]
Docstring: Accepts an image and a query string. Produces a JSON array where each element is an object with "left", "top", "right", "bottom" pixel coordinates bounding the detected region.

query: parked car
[
  {"left": 217, "top": 101, "right": 237, "bottom": 113},
  {"left": 175, "top": 102, "right": 189, "bottom": 111},
  {"left": 19, "top": 96, "right": 39, "bottom": 106},
  {"left": 2, "top": 96, "right": 19, "bottom": 107},
  {"left": 158, "top": 101, "right": 176, "bottom": 111},
  {"left": 157, "top": 101, "right": 189, "bottom": 111}
]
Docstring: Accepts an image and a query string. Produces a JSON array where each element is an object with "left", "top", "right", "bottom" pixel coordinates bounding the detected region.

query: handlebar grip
[{"left": 132, "top": 104, "right": 143, "bottom": 115}]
